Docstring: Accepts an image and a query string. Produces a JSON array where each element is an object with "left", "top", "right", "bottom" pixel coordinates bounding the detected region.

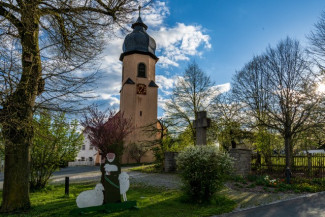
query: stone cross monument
[{"left": 193, "top": 111, "right": 211, "bottom": 145}]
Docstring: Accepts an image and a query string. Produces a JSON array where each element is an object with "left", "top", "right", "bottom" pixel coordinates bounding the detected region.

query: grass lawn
[
  {"left": 128, "top": 164, "right": 159, "bottom": 173},
  {"left": 0, "top": 183, "right": 236, "bottom": 217}
]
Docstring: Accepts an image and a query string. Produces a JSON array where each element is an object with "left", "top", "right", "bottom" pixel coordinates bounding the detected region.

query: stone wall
[
  {"left": 229, "top": 149, "right": 252, "bottom": 176},
  {"left": 164, "top": 152, "right": 178, "bottom": 172}
]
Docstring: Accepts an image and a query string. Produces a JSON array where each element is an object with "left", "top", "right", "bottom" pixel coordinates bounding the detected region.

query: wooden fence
[{"left": 251, "top": 153, "right": 325, "bottom": 179}]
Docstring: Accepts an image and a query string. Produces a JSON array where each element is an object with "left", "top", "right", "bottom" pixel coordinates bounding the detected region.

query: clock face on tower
[{"left": 136, "top": 83, "right": 147, "bottom": 95}]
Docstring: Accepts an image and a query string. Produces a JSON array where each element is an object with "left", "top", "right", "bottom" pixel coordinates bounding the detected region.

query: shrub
[
  {"left": 295, "top": 183, "right": 318, "bottom": 192},
  {"left": 152, "top": 146, "right": 164, "bottom": 171},
  {"left": 247, "top": 174, "right": 258, "bottom": 182},
  {"left": 30, "top": 111, "right": 83, "bottom": 190},
  {"left": 255, "top": 175, "right": 268, "bottom": 186},
  {"left": 233, "top": 175, "right": 246, "bottom": 184},
  {"left": 176, "top": 145, "right": 233, "bottom": 203}
]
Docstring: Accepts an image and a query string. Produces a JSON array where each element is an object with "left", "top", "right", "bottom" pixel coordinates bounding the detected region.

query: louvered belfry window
[{"left": 137, "top": 63, "right": 146, "bottom": 78}]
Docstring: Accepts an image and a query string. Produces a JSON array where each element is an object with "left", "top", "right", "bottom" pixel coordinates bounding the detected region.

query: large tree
[
  {"left": 309, "top": 11, "right": 325, "bottom": 70},
  {"left": 164, "top": 61, "right": 219, "bottom": 145},
  {"left": 232, "top": 37, "right": 325, "bottom": 169},
  {"left": 0, "top": 0, "right": 141, "bottom": 212},
  {"left": 212, "top": 92, "right": 246, "bottom": 150}
]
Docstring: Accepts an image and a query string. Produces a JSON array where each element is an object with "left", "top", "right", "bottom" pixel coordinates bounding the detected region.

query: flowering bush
[
  {"left": 263, "top": 175, "right": 285, "bottom": 187},
  {"left": 176, "top": 146, "right": 233, "bottom": 203}
]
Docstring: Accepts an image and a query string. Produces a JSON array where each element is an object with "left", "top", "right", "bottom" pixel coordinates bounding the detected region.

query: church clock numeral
[{"left": 137, "top": 84, "right": 146, "bottom": 95}]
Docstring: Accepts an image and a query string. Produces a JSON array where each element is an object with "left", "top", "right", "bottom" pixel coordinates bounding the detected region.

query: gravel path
[
  {"left": 128, "top": 171, "right": 181, "bottom": 189},
  {"left": 49, "top": 166, "right": 181, "bottom": 189}
]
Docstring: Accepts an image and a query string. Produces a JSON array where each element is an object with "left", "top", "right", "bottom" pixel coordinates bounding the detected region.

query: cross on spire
[{"left": 138, "top": 5, "right": 142, "bottom": 17}]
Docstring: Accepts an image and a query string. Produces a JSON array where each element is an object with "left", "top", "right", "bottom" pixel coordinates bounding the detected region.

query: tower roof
[
  {"left": 131, "top": 16, "right": 148, "bottom": 30},
  {"left": 120, "top": 14, "right": 158, "bottom": 61}
]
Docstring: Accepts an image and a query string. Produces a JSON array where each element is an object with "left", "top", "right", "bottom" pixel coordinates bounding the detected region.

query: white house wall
[{"left": 75, "top": 133, "right": 99, "bottom": 162}]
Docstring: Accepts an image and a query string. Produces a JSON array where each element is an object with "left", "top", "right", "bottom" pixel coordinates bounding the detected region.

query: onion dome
[{"left": 120, "top": 16, "right": 158, "bottom": 61}]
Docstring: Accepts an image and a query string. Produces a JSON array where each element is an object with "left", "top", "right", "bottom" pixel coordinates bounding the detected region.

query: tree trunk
[
  {"left": 1, "top": 128, "right": 32, "bottom": 212},
  {"left": 1, "top": 5, "right": 41, "bottom": 212},
  {"left": 284, "top": 134, "right": 293, "bottom": 169}
]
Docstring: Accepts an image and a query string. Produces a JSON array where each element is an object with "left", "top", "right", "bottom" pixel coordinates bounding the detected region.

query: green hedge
[{"left": 177, "top": 146, "right": 233, "bottom": 203}]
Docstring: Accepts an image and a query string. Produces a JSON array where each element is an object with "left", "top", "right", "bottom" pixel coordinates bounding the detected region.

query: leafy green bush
[
  {"left": 31, "top": 111, "right": 83, "bottom": 190},
  {"left": 255, "top": 175, "right": 268, "bottom": 186},
  {"left": 233, "top": 175, "right": 247, "bottom": 184},
  {"left": 295, "top": 183, "right": 318, "bottom": 192},
  {"left": 247, "top": 174, "right": 258, "bottom": 182},
  {"left": 176, "top": 146, "right": 233, "bottom": 203},
  {"left": 152, "top": 146, "right": 164, "bottom": 171}
]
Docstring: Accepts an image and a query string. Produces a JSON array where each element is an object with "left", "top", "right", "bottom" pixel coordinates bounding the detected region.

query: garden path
[{"left": 49, "top": 166, "right": 181, "bottom": 189}]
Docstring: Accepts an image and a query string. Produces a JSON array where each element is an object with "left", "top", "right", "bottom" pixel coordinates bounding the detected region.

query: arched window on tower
[{"left": 137, "top": 63, "right": 146, "bottom": 78}]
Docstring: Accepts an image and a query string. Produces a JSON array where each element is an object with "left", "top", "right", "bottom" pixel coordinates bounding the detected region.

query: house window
[
  {"left": 89, "top": 157, "right": 93, "bottom": 161},
  {"left": 89, "top": 146, "right": 94, "bottom": 150},
  {"left": 140, "top": 111, "right": 142, "bottom": 116},
  {"left": 82, "top": 145, "right": 85, "bottom": 150},
  {"left": 137, "top": 63, "right": 146, "bottom": 78},
  {"left": 81, "top": 157, "right": 85, "bottom": 161}
]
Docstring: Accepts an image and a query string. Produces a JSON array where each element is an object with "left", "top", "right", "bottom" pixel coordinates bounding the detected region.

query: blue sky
[
  {"left": 164, "top": 0, "right": 325, "bottom": 84},
  {"left": 94, "top": 0, "right": 325, "bottom": 117}
]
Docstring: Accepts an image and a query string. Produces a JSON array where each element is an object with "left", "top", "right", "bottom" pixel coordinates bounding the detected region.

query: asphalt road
[
  {"left": 53, "top": 165, "right": 100, "bottom": 176},
  {"left": 218, "top": 192, "right": 325, "bottom": 217},
  {"left": 0, "top": 166, "right": 102, "bottom": 190},
  {"left": 0, "top": 166, "right": 100, "bottom": 182}
]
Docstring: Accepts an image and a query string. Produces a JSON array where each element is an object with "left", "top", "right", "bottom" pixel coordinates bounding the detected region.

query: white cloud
[
  {"left": 100, "top": 94, "right": 120, "bottom": 107},
  {"left": 94, "top": 36, "right": 124, "bottom": 105},
  {"left": 215, "top": 83, "right": 231, "bottom": 94},
  {"left": 142, "top": 1, "right": 170, "bottom": 27},
  {"left": 158, "top": 96, "right": 169, "bottom": 111},
  {"left": 202, "top": 83, "right": 231, "bottom": 108},
  {"left": 151, "top": 23, "right": 211, "bottom": 68},
  {"left": 156, "top": 75, "right": 178, "bottom": 89}
]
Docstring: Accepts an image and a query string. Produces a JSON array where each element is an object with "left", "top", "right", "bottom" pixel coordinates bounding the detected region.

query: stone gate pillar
[
  {"left": 229, "top": 149, "right": 252, "bottom": 176},
  {"left": 164, "top": 152, "right": 178, "bottom": 172}
]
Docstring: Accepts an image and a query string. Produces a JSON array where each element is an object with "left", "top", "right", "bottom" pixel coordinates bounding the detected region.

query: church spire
[
  {"left": 120, "top": 7, "right": 157, "bottom": 61},
  {"left": 131, "top": 5, "right": 147, "bottom": 30}
]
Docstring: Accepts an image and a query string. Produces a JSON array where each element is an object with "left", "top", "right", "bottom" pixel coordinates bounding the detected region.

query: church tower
[{"left": 120, "top": 14, "right": 159, "bottom": 163}]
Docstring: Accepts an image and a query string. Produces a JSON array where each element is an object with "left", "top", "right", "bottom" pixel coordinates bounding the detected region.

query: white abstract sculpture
[
  {"left": 76, "top": 183, "right": 104, "bottom": 208},
  {"left": 119, "top": 172, "right": 130, "bottom": 202},
  {"left": 104, "top": 163, "right": 118, "bottom": 175}
]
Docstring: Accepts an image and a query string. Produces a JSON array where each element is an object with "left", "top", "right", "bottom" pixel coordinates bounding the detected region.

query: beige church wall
[
  {"left": 120, "top": 84, "right": 136, "bottom": 118},
  {"left": 120, "top": 54, "right": 158, "bottom": 164},
  {"left": 121, "top": 149, "right": 155, "bottom": 164},
  {"left": 122, "top": 54, "right": 156, "bottom": 83}
]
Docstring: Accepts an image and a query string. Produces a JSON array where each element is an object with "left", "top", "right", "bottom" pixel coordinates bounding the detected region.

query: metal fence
[{"left": 251, "top": 153, "right": 325, "bottom": 179}]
